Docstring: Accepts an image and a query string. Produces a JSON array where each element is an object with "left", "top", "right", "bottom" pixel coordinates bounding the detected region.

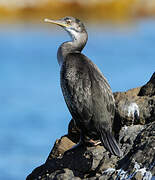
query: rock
[
  {"left": 119, "top": 125, "right": 144, "bottom": 155},
  {"left": 26, "top": 122, "right": 155, "bottom": 180},
  {"left": 113, "top": 73, "right": 155, "bottom": 128},
  {"left": 117, "top": 122, "right": 155, "bottom": 179},
  {"left": 26, "top": 73, "right": 155, "bottom": 180},
  {"left": 138, "top": 72, "right": 155, "bottom": 97},
  {"left": 134, "top": 171, "right": 144, "bottom": 180},
  {"left": 27, "top": 138, "right": 119, "bottom": 180},
  {"left": 49, "top": 169, "right": 80, "bottom": 180},
  {"left": 47, "top": 136, "right": 75, "bottom": 160}
]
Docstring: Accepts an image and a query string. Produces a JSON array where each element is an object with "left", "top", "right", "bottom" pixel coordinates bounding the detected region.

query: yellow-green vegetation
[{"left": 0, "top": 0, "right": 155, "bottom": 22}]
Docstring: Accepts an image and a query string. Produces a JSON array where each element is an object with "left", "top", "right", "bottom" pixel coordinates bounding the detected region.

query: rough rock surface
[
  {"left": 27, "top": 73, "right": 155, "bottom": 180},
  {"left": 138, "top": 72, "right": 155, "bottom": 97}
]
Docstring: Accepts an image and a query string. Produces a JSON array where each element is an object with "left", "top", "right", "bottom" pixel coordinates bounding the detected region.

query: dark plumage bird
[{"left": 44, "top": 17, "right": 122, "bottom": 157}]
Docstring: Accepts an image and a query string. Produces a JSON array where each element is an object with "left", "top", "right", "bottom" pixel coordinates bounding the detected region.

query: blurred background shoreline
[{"left": 0, "top": 0, "right": 155, "bottom": 23}]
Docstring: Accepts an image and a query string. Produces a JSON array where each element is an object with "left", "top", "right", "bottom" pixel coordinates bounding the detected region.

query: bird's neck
[{"left": 57, "top": 32, "right": 88, "bottom": 66}]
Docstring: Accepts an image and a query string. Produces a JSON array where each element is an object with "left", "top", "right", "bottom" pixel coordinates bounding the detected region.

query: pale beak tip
[{"left": 44, "top": 18, "right": 49, "bottom": 22}]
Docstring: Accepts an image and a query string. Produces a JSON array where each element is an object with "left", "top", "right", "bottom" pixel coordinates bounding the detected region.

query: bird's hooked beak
[{"left": 44, "top": 18, "right": 69, "bottom": 28}]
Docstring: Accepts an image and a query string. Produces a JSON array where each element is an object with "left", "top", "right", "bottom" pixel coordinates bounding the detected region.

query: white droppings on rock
[
  {"left": 122, "top": 125, "right": 128, "bottom": 131},
  {"left": 114, "top": 161, "right": 153, "bottom": 180},
  {"left": 116, "top": 168, "right": 128, "bottom": 180},
  {"left": 103, "top": 168, "right": 115, "bottom": 174},
  {"left": 134, "top": 161, "right": 152, "bottom": 180},
  {"left": 127, "top": 102, "right": 139, "bottom": 120},
  {"left": 134, "top": 161, "right": 141, "bottom": 170}
]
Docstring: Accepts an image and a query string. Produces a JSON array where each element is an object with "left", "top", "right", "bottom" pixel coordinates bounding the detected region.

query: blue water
[{"left": 0, "top": 19, "right": 154, "bottom": 180}]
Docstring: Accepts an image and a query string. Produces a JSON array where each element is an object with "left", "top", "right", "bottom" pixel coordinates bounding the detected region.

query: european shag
[{"left": 44, "top": 17, "right": 122, "bottom": 157}]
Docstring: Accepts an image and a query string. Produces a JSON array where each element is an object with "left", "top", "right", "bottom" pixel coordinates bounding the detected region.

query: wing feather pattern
[{"left": 60, "top": 52, "right": 122, "bottom": 156}]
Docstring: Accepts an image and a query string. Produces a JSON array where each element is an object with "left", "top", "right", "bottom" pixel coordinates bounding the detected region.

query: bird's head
[{"left": 44, "top": 16, "right": 87, "bottom": 41}]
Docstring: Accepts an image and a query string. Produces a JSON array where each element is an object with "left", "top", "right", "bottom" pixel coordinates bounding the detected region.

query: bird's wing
[
  {"left": 61, "top": 53, "right": 122, "bottom": 157},
  {"left": 86, "top": 55, "right": 116, "bottom": 128},
  {"left": 61, "top": 52, "right": 115, "bottom": 126},
  {"left": 85, "top": 57, "right": 122, "bottom": 156}
]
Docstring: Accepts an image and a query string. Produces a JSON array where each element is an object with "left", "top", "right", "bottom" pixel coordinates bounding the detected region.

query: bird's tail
[{"left": 100, "top": 130, "right": 122, "bottom": 157}]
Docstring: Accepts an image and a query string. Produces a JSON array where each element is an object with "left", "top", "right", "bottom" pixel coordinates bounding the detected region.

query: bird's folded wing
[{"left": 61, "top": 52, "right": 115, "bottom": 125}]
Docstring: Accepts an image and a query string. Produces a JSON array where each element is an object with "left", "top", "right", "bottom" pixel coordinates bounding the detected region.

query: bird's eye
[{"left": 66, "top": 19, "right": 72, "bottom": 24}]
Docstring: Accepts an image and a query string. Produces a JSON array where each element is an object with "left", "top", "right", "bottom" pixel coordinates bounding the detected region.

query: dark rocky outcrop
[
  {"left": 27, "top": 73, "right": 155, "bottom": 180},
  {"left": 138, "top": 72, "right": 155, "bottom": 97}
]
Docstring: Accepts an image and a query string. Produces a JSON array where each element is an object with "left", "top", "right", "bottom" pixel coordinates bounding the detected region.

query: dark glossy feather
[
  {"left": 99, "top": 130, "right": 122, "bottom": 157},
  {"left": 60, "top": 52, "right": 121, "bottom": 156}
]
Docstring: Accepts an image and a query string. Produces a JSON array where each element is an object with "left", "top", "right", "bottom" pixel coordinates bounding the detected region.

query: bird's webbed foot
[
  {"left": 64, "top": 133, "right": 101, "bottom": 155},
  {"left": 87, "top": 139, "right": 101, "bottom": 146}
]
